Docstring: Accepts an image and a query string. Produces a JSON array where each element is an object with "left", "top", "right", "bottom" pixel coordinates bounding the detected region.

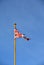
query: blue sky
[{"left": 0, "top": 0, "right": 44, "bottom": 65}]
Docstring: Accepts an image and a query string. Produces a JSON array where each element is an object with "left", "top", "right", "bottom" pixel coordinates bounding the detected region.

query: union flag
[{"left": 14, "top": 29, "right": 30, "bottom": 41}]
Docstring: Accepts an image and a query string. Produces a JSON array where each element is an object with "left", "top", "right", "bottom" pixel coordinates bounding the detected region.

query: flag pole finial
[{"left": 14, "top": 23, "right": 16, "bottom": 29}]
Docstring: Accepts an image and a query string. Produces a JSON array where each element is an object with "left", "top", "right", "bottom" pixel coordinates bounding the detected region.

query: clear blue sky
[{"left": 0, "top": 0, "right": 44, "bottom": 65}]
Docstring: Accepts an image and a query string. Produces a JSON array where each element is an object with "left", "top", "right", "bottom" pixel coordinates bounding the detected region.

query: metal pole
[{"left": 14, "top": 23, "right": 16, "bottom": 65}]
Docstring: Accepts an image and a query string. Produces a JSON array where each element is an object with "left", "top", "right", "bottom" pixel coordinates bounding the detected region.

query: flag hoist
[{"left": 14, "top": 23, "right": 30, "bottom": 65}]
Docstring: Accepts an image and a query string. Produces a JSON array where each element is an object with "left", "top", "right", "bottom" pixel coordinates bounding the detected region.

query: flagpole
[{"left": 14, "top": 23, "right": 16, "bottom": 65}]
